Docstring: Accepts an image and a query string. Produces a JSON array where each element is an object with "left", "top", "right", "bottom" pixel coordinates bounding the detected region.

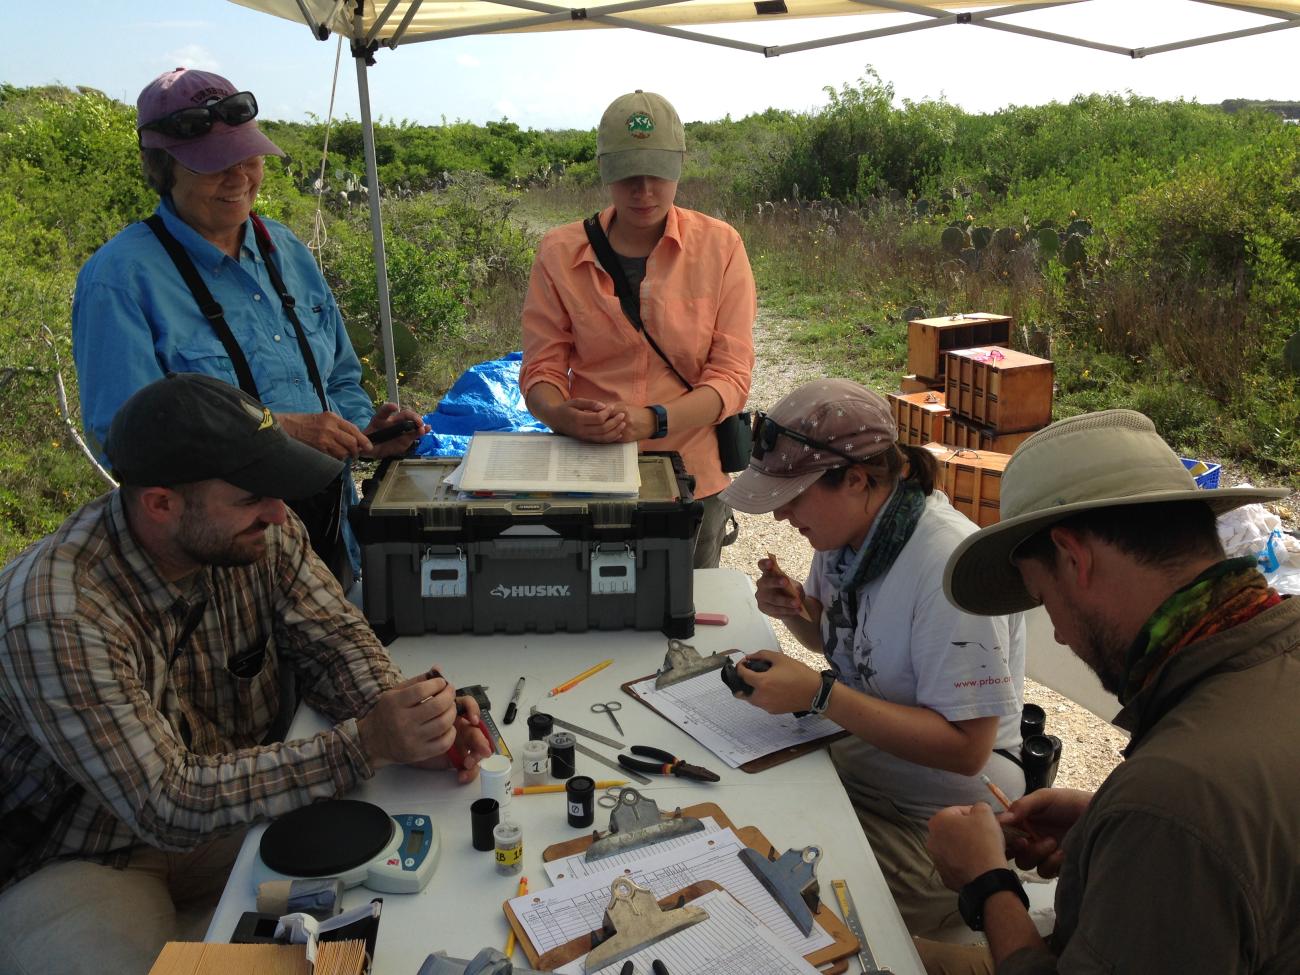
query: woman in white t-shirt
[{"left": 720, "top": 379, "right": 1026, "bottom": 937}]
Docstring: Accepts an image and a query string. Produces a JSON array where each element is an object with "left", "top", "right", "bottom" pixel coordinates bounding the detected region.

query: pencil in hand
[
  {"left": 981, "top": 774, "right": 1041, "bottom": 843},
  {"left": 765, "top": 552, "right": 813, "bottom": 621}
]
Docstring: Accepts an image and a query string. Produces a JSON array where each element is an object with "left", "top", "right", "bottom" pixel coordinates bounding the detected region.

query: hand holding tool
[
  {"left": 764, "top": 551, "right": 813, "bottom": 621},
  {"left": 617, "top": 746, "right": 720, "bottom": 783},
  {"left": 367, "top": 417, "right": 418, "bottom": 445}
]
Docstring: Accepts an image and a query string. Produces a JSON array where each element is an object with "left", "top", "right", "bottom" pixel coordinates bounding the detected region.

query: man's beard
[
  {"left": 176, "top": 505, "right": 268, "bottom": 568},
  {"left": 1077, "top": 605, "right": 1129, "bottom": 697}
]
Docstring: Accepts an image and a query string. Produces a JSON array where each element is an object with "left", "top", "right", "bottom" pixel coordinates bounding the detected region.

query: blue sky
[{"left": 6, "top": 1, "right": 1297, "bottom": 130}]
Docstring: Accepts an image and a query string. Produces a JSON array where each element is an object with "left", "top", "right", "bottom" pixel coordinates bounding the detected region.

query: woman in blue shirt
[{"left": 72, "top": 67, "right": 423, "bottom": 580}]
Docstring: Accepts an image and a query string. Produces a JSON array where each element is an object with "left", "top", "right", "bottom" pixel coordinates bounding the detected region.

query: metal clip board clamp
[
  {"left": 584, "top": 877, "right": 708, "bottom": 973},
  {"left": 654, "top": 639, "right": 729, "bottom": 689},
  {"left": 584, "top": 788, "right": 704, "bottom": 863},
  {"left": 738, "top": 844, "right": 822, "bottom": 936}
]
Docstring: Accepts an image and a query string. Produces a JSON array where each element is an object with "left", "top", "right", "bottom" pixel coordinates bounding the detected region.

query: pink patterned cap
[
  {"left": 720, "top": 379, "right": 897, "bottom": 515},
  {"left": 137, "top": 67, "right": 283, "bottom": 174}
]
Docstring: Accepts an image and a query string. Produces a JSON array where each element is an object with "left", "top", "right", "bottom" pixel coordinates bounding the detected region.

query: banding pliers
[{"left": 617, "top": 746, "right": 720, "bottom": 782}]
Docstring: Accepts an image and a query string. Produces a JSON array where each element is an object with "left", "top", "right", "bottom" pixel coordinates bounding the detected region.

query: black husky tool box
[{"left": 351, "top": 452, "right": 701, "bottom": 638}]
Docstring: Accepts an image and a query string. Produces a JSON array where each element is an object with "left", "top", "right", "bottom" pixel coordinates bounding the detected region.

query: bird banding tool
[
  {"left": 654, "top": 639, "right": 729, "bottom": 689},
  {"left": 738, "top": 844, "right": 822, "bottom": 935},
  {"left": 583, "top": 878, "right": 708, "bottom": 973},
  {"left": 583, "top": 788, "right": 704, "bottom": 862}
]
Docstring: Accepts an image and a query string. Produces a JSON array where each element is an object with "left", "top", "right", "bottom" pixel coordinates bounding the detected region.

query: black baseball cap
[{"left": 106, "top": 373, "right": 344, "bottom": 499}]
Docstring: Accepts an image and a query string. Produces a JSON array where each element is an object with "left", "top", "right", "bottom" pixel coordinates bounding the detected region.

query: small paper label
[
  {"left": 568, "top": 801, "right": 584, "bottom": 817},
  {"left": 495, "top": 845, "right": 523, "bottom": 866}
]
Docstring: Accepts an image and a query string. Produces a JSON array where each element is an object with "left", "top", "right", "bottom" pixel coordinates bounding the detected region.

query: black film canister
[
  {"left": 1021, "top": 703, "right": 1047, "bottom": 739},
  {"left": 470, "top": 797, "right": 500, "bottom": 851},
  {"left": 566, "top": 775, "right": 595, "bottom": 828},
  {"left": 549, "top": 732, "right": 576, "bottom": 779},
  {"left": 527, "top": 712, "right": 554, "bottom": 742}
]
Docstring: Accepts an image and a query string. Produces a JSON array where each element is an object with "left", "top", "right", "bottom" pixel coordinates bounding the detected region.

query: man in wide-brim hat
[{"left": 918, "top": 409, "right": 1300, "bottom": 974}]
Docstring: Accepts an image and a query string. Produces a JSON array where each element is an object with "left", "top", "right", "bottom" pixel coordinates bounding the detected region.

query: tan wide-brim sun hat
[{"left": 943, "top": 409, "right": 1288, "bottom": 617}]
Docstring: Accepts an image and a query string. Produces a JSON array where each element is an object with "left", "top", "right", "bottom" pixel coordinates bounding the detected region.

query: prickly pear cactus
[
  {"left": 961, "top": 247, "right": 980, "bottom": 270},
  {"left": 992, "top": 226, "right": 1018, "bottom": 251},
  {"left": 941, "top": 226, "right": 968, "bottom": 256},
  {"left": 1066, "top": 219, "right": 1093, "bottom": 238},
  {"left": 1060, "top": 234, "right": 1087, "bottom": 268},
  {"left": 1036, "top": 227, "right": 1060, "bottom": 258},
  {"left": 972, "top": 226, "right": 993, "bottom": 251}
]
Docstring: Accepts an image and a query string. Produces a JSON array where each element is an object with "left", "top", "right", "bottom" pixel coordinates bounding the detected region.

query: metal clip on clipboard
[
  {"left": 584, "top": 877, "right": 709, "bottom": 973},
  {"left": 584, "top": 788, "right": 704, "bottom": 862},
  {"left": 738, "top": 844, "right": 823, "bottom": 935},
  {"left": 654, "top": 639, "right": 729, "bottom": 689}
]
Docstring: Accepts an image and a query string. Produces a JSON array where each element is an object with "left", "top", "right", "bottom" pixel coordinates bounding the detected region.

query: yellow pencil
[
  {"left": 503, "top": 875, "right": 528, "bottom": 957},
  {"left": 513, "top": 779, "right": 628, "bottom": 796},
  {"left": 981, "top": 774, "right": 1040, "bottom": 842},
  {"left": 547, "top": 659, "right": 613, "bottom": 697}
]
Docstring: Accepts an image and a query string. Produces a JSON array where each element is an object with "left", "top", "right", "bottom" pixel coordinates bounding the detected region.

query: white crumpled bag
[{"left": 1216, "top": 491, "right": 1300, "bottom": 595}]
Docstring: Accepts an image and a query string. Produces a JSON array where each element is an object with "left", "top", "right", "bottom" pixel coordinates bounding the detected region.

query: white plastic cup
[
  {"left": 480, "top": 754, "right": 513, "bottom": 807},
  {"left": 522, "top": 739, "right": 550, "bottom": 786}
]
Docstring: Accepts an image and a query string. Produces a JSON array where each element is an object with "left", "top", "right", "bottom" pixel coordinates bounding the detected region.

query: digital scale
[{"left": 256, "top": 799, "right": 441, "bottom": 895}]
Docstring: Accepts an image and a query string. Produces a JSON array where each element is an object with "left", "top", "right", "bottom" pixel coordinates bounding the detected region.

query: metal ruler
[
  {"left": 830, "top": 878, "right": 892, "bottom": 974},
  {"left": 575, "top": 742, "right": 650, "bottom": 785},
  {"left": 480, "top": 709, "right": 510, "bottom": 760},
  {"left": 531, "top": 706, "right": 624, "bottom": 750}
]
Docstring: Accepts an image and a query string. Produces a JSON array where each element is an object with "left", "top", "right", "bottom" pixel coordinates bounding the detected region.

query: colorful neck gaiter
[{"left": 1121, "top": 557, "right": 1281, "bottom": 704}]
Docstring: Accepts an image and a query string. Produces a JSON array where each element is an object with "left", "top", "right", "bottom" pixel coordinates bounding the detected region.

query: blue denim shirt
[{"left": 72, "top": 197, "right": 374, "bottom": 570}]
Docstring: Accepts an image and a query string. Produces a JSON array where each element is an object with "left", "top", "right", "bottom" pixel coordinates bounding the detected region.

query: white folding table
[{"left": 206, "top": 569, "right": 923, "bottom": 974}]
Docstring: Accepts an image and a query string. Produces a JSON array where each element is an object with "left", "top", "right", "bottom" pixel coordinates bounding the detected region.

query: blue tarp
[{"left": 413, "top": 351, "right": 549, "bottom": 457}]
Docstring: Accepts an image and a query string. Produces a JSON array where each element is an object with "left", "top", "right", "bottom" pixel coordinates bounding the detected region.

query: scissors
[
  {"left": 590, "top": 700, "right": 624, "bottom": 736},
  {"left": 598, "top": 786, "right": 629, "bottom": 809}
]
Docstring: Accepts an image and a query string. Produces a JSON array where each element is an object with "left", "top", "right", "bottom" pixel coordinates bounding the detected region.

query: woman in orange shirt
[{"left": 519, "top": 91, "right": 756, "bottom": 568}]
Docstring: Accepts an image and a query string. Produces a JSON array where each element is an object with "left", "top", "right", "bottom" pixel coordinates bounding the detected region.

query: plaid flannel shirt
[{"left": 0, "top": 491, "right": 401, "bottom": 889}]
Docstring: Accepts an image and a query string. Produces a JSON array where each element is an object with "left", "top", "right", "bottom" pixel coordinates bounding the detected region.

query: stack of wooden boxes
[{"left": 898, "top": 313, "right": 1055, "bottom": 527}]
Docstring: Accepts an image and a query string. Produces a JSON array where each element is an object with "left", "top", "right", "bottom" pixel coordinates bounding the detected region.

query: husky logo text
[{"left": 490, "top": 583, "right": 572, "bottom": 598}]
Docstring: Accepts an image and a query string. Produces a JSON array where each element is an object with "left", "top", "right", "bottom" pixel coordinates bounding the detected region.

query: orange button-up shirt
[{"left": 519, "top": 205, "right": 756, "bottom": 499}]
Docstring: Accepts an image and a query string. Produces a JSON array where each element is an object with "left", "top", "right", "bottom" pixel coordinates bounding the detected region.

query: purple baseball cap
[
  {"left": 720, "top": 380, "right": 898, "bottom": 515},
  {"left": 137, "top": 68, "right": 284, "bottom": 174}
]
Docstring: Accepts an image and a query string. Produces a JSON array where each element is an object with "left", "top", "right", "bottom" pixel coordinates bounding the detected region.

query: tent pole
[{"left": 353, "top": 51, "right": 401, "bottom": 405}]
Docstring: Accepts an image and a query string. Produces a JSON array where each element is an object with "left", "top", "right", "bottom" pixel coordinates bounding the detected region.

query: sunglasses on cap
[
  {"left": 140, "top": 91, "right": 259, "bottom": 140},
  {"left": 750, "top": 411, "right": 861, "bottom": 465}
]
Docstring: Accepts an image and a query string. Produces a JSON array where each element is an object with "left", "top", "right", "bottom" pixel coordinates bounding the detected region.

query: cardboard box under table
[{"left": 351, "top": 453, "right": 701, "bottom": 638}]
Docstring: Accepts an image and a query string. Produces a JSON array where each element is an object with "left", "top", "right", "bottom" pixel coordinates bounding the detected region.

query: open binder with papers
[{"left": 456, "top": 432, "right": 640, "bottom": 496}]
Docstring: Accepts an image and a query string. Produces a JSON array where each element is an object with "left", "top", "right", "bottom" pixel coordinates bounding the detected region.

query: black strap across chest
[
  {"left": 583, "top": 214, "right": 693, "bottom": 394},
  {"left": 143, "top": 213, "right": 329, "bottom": 412}
]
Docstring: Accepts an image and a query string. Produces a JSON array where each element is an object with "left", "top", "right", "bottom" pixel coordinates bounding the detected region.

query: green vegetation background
[{"left": 2, "top": 74, "right": 1297, "bottom": 562}]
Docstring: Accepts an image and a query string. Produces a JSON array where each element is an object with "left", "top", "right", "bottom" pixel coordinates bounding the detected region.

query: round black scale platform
[{"left": 260, "top": 799, "right": 395, "bottom": 877}]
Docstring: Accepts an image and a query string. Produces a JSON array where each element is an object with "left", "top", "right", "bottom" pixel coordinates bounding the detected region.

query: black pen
[{"left": 502, "top": 676, "right": 526, "bottom": 724}]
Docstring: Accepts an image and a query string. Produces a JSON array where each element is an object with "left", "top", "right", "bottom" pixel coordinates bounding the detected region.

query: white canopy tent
[{"left": 227, "top": 0, "right": 1300, "bottom": 400}]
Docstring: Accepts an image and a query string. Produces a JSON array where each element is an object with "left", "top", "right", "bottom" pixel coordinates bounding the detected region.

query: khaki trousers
[
  {"left": 850, "top": 791, "right": 962, "bottom": 938},
  {"left": 0, "top": 831, "right": 244, "bottom": 975},
  {"left": 693, "top": 493, "right": 734, "bottom": 569}
]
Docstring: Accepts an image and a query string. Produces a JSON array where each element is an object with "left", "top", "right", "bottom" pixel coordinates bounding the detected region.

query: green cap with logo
[
  {"left": 597, "top": 90, "right": 685, "bottom": 184},
  {"left": 106, "top": 373, "right": 344, "bottom": 499}
]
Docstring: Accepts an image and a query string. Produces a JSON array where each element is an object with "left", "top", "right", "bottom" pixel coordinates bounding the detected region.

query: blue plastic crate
[{"left": 1181, "top": 457, "right": 1221, "bottom": 489}]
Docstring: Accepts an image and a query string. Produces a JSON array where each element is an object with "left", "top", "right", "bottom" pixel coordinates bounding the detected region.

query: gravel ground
[{"left": 717, "top": 310, "right": 1129, "bottom": 792}]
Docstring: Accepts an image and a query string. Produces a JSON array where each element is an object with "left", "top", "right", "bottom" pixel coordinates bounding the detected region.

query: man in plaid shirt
[{"left": 0, "top": 373, "right": 490, "bottom": 974}]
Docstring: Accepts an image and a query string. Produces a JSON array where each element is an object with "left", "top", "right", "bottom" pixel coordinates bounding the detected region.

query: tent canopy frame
[{"left": 239, "top": 0, "right": 1300, "bottom": 401}]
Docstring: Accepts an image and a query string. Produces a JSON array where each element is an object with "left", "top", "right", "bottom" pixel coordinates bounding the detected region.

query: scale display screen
[{"left": 405, "top": 829, "right": 424, "bottom": 855}]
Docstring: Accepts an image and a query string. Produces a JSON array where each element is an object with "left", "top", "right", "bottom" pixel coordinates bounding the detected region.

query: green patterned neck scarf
[
  {"left": 826, "top": 480, "right": 927, "bottom": 597},
  {"left": 1121, "top": 557, "right": 1281, "bottom": 704}
]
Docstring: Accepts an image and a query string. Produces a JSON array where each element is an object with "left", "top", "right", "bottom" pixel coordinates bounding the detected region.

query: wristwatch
[
  {"left": 958, "top": 868, "right": 1029, "bottom": 931},
  {"left": 808, "top": 670, "right": 836, "bottom": 715},
  {"left": 647, "top": 404, "right": 668, "bottom": 439}
]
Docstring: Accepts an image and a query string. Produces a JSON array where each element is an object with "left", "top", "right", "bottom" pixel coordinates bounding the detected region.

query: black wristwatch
[
  {"left": 647, "top": 404, "right": 668, "bottom": 439},
  {"left": 958, "top": 868, "right": 1029, "bottom": 931},
  {"left": 808, "top": 669, "right": 836, "bottom": 715}
]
